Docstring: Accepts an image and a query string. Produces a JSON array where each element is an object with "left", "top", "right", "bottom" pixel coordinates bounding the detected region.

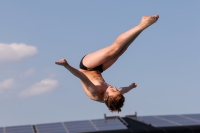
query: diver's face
[{"left": 107, "top": 86, "right": 119, "bottom": 96}]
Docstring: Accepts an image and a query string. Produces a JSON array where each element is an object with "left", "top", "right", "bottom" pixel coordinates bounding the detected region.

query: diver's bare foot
[{"left": 139, "top": 15, "right": 159, "bottom": 29}]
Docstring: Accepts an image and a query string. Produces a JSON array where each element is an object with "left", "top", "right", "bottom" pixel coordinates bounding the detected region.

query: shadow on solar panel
[{"left": 132, "top": 114, "right": 200, "bottom": 127}]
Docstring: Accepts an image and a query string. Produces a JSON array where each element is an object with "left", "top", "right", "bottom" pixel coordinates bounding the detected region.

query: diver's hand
[
  {"left": 55, "top": 59, "right": 69, "bottom": 66},
  {"left": 129, "top": 83, "right": 137, "bottom": 89}
]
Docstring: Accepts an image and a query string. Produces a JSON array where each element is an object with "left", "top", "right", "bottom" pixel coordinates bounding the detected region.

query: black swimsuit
[{"left": 79, "top": 55, "right": 103, "bottom": 73}]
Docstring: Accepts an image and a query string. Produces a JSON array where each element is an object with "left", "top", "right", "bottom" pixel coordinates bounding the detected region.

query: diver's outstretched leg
[
  {"left": 83, "top": 15, "right": 159, "bottom": 69},
  {"left": 102, "top": 33, "right": 140, "bottom": 71}
]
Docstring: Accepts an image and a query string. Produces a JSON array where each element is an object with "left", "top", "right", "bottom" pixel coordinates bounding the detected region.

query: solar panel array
[
  {"left": 35, "top": 117, "right": 127, "bottom": 133},
  {"left": 4, "top": 125, "right": 34, "bottom": 133},
  {"left": 0, "top": 117, "right": 127, "bottom": 133},
  {"left": 130, "top": 114, "right": 200, "bottom": 127},
  {"left": 2, "top": 114, "right": 200, "bottom": 133}
]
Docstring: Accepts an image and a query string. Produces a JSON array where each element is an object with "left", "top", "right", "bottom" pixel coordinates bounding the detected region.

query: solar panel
[
  {"left": 158, "top": 115, "right": 200, "bottom": 126},
  {"left": 0, "top": 128, "right": 4, "bottom": 133},
  {"left": 36, "top": 122, "right": 67, "bottom": 133},
  {"left": 135, "top": 116, "right": 178, "bottom": 127},
  {"left": 64, "top": 120, "right": 97, "bottom": 133},
  {"left": 31, "top": 117, "right": 127, "bottom": 133},
  {"left": 130, "top": 114, "right": 200, "bottom": 127},
  {"left": 63, "top": 117, "right": 127, "bottom": 133},
  {"left": 5, "top": 125, "right": 34, "bottom": 133},
  {"left": 182, "top": 114, "right": 200, "bottom": 121},
  {"left": 91, "top": 117, "right": 127, "bottom": 131}
]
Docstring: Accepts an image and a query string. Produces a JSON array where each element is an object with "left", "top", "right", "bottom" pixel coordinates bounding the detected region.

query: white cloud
[
  {"left": 0, "top": 43, "right": 37, "bottom": 63},
  {"left": 19, "top": 79, "right": 59, "bottom": 98},
  {"left": 0, "top": 78, "right": 16, "bottom": 93}
]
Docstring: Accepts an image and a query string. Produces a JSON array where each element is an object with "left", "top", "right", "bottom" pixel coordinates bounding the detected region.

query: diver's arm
[
  {"left": 118, "top": 83, "right": 137, "bottom": 95},
  {"left": 55, "top": 59, "right": 97, "bottom": 95}
]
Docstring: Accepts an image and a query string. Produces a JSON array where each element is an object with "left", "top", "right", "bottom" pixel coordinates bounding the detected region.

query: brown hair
[{"left": 104, "top": 93, "right": 125, "bottom": 112}]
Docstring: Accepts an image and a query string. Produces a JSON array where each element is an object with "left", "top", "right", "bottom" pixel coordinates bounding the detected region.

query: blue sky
[{"left": 0, "top": 1, "right": 200, "bottom": 127}]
